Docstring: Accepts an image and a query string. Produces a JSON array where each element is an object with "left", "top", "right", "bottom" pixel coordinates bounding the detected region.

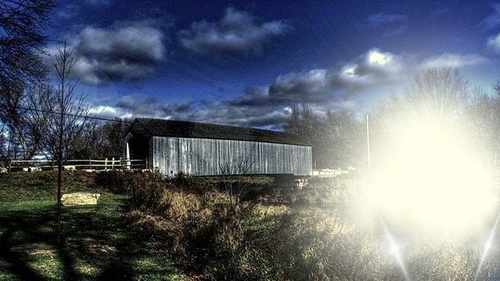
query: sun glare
[
  {"left": 370, "top": 122, "right": 498, "bottom": 235},
  {"left": 368, "top": 50, "right": 391, "bottom": 65}
]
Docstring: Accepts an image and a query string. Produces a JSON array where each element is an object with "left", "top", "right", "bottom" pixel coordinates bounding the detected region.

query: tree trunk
[
  {"left": 57, "top": 54, "right": 65, "bottom": 245},
  {"left": 57, "top": 160, "right": 62, "bottom": 245}
]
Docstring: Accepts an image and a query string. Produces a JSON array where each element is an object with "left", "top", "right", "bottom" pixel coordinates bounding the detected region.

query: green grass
[
  {"left": 7, "top": 171, "right": 499, "bottom": 280},
  {"left": 0, "top": 171, "right": 187, "bottom": 281}
]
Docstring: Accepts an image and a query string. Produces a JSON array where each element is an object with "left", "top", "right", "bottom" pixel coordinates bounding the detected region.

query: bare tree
[
  {"left": 316, "top": 110, "right": 363, "bottom": 168},
  {"left": 70, "top": 119, "right": 129, "bottom": 159},
  {"left": 43, "top": 44, "right": 95, "bottom": 244},
  {"left": 0, "top": 123, "right": 8, "bottom": 167},
  {"left": 0, "top": 82, "right": 26, "bottom": 169},
  {"left": 373, "top": 67, "right": 470, "bottom": 132},
  {"left": 101, "top": 120, "right": 128, "bottom": 157},
  {"left": 494, "top": 81, "right": 500, "bottom": 97},
  {"left": 0, "top": 0, "right": 55, "bottom": 85},
  {"left": 23, "top": 84, "right": 56, "bottom": 156},
  {"left": 0, "top": 83, "right": 53, "bottom": 172},
  {"left": 283, "top": 104, "right": 320, "bottom": 140},
  {"left": 283, "top": 105, "right": 364, "bottom": 169},
  {"left": 463, "top": 89, "right": 500, "bottom": 166},
  {"left": 218, "top": 157, "right": 254, "bottom": 205},
  {"left": 369, "top": 67, "right": 473, "bottom": 170},
  {"left": 402, "top": 67, "right": 469, "bottom": 125},
  {"left": 323, "top": 110, "right": 359, "bottom": 139},
  {"left": 0, "top": 0, "right": 55, "bottom": 169}
]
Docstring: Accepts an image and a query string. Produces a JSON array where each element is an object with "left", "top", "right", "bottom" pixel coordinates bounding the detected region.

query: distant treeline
[{"left": 283, "top": 67, "right": 500, "bottom": 170}]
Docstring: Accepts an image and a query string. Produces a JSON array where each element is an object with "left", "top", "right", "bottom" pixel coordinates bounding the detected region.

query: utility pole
[{"left": 366, "top": 114, "right": 371, "bottom": 172}]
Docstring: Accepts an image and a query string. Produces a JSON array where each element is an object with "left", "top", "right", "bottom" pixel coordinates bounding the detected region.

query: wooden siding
[{"left": 151, "top": 136, "right": 312, "bottom": 176}]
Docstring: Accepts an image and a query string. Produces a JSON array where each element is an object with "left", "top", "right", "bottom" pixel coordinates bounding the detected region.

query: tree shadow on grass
[
  {"left": 0, "top": 197, "right": 179, "bottom": 281},
  {"left": 0, "top": 211, "right": 54, "bottom": 281}
]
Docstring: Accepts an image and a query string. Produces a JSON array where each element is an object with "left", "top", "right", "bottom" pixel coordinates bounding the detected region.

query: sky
[{"left": 45, "top": 0, "right": 500, "bottom": 130}]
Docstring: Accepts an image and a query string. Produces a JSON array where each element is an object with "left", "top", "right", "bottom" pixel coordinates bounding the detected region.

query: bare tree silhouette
[{"left": 43, "top": 44, "right": 95, "bottom": 244}]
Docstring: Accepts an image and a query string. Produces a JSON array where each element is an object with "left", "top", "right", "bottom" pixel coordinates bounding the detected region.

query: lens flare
[
  {"left": 475, "top": 211, "right": 500, "bottom": 281},
  {"left": 370, "top": 122, "right": 497, "bottom": 235},
  {"left": 380, "top": 216, "right": 410, "bottom": 281}
]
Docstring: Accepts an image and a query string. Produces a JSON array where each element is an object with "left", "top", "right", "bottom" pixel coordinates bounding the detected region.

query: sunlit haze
[{"left": 370, "top": 120, "right": 498, "bottom": 235}]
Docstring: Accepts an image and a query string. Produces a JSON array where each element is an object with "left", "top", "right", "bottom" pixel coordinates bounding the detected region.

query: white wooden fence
[
  {"left": 312, "top": 168, "right": 350, "bottom": 178},
  {"left": 5, "top": 158, "right": 146, "bottom": 172}
]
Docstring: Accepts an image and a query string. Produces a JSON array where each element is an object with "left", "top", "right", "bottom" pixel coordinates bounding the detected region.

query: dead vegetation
[{"left": 3, "top": 170, "right": 500, "bottom": 280}]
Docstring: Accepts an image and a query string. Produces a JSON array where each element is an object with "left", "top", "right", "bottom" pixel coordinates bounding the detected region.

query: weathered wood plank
[{"left": 152, "top": 136, "right": 312, "bottom": 176}]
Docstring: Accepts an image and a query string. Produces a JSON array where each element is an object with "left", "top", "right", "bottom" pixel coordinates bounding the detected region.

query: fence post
[
  {"left": 89, "top": 158, "right": 92, "bottom": 170},
  {"left": 111, "top": 157, "right": 115, "bottom": 170},
  {"left": 105, "top": 158, "right": 108, "bottom": 170}
]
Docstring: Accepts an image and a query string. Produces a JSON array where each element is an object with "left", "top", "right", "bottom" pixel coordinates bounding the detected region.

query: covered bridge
[{"left": 124, "top": 118, "right": 312, "bottom": 176}]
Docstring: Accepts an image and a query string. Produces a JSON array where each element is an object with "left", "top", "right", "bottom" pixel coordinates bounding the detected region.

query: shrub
[
  {"left": 115, "top": 172, "right": 276, "bottom": 279},
  {"left": 107, "top": 172, "right": 492, "bottom": 280}
]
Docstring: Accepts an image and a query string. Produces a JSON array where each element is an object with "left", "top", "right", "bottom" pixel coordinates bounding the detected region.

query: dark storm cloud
[
  {"left": 231, "top": 48, "right": 408, "bottom": 110},
  {"left": 161, "top": 103, "right": 192, "bottom": 115},
  {"left": 179, "top": 102, "right": 291, "bottom": 129},
  {"left": 116, "top": 96, "right": 195, "bottom": 119},
  {"left": 110, "top": 95, "right": 358, "bottom": 129},
  {"left": 113, "top": 94, "right": 291, "bottom": 129},
  {"left": 268, "top": 69, "right": 330, "bottom": 104},
  {"left": 116, "top": 96, "right": 162, "bottom": 117},
  {"left": 230, "top": 87, "right": 271, "bottom": 106},
  {"left": 111, "top": 48, "right": 483, "bottom": 128},
  {"left": 49, "top": 20, "right": 167, "bottom": 85},
  {"left": 183, "top": 48, "right": 407, "bottom": 127},
  {"left": 178, "top": 7, "right": 292, "bottom": 56},
  {"left": 116, "top": 96, "right": 141, "bottom": 111}
]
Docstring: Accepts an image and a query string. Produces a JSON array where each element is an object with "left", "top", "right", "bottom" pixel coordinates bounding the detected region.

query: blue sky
[{"left": 46, "top": 0, "right": 500, "bottom": 129}]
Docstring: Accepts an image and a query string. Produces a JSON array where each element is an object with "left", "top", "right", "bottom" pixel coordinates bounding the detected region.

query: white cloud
[
  {"left": 332, "top": 48, "right": 406, "bottom": 93},
  {"left": 487, "top": 33, "right": 500, "bottom": 52},
  {"left": 77, "top": 24, "right": 166, "bottom": 61},
  {"left": 48, "top": 21, "right": 167, "bottom": 85},
  {"left": 421, "top": 53, "right": 488, "bottom": 69},
  {"left": 178, "top": 7, "right": 292, "bottom": 55},
  {"left": 88, "top": 104, "right": 134, "bottom": 120},
  {"left": 367, "top": 49, "right": 393, "bottom": 65},
  {"left": 89, "top": 105, "right": 118, "bottom": 115}
]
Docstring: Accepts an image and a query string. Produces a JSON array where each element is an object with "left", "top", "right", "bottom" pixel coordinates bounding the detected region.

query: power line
[{"left": 13, "top": 106, "right": 133, "bottom": 124}]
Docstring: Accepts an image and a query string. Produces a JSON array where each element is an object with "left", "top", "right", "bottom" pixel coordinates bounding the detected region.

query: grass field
[
  {"left": 3, "top": 171, "right": 500, "bottom": 280},
  {"left": 0, "top": 171, "right": 186, "bottom": 281}
]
